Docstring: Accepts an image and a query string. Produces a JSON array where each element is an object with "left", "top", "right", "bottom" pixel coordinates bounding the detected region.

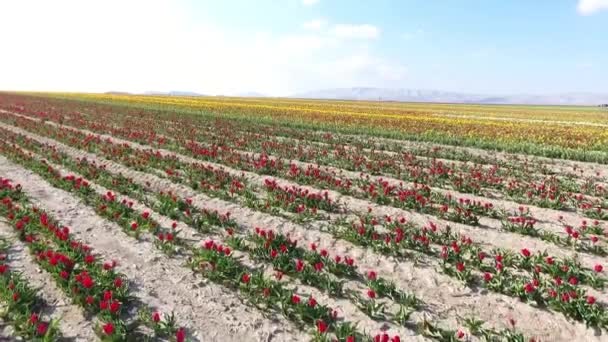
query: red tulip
[
  {"left": 521, "top": 249, "right": 531, "bottom": 257},
  {"left": 367, "top": 289, "right": 376, "bottom": 299},
  {"left": 36, "top": 322, "right": 48, "bottom": 336},
  {"left": 29, "top": 313, "right": 39, "bottom": 324},
  {"left": 102, "top": 322, "right": 114, "bottom": 335},
  {"left": 308, "top": 296, "right": 317, "bottom": 307},
  {"left": 595, "top": 264, "right": 603, "bottom": 273},
  {"left": 241, "top": 273, "right": 251, "bottom": 284},
  {"left": 176, "top": 327, "right": 186, "bottom": 342},
  {"left": 456, "top": 330, "right": 465, "bottom": 339},
  {"left": 110, "top": 300, "right": 121, "bottom": 313},
  {"left": 316, "top": 320, "right": 328, "bottom": 334},
  {"left": 152, "top": 312, "right": 161, "bottom": 323},
  {"left": 100, "top": 300, "right": 109, "bottom": 311},
  {"left": 295, "top": 259, "right": 305, "bottom": 272},
  {"left": 81, "top": 276, "right": 94, "bottom": 289}
]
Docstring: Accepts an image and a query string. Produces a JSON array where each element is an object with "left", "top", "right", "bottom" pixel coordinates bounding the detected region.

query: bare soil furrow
[
  {"left": 0, "top": 222, "right": 97, "bottom": 341},
  {"left": 5, "top": 118, "right": 603, "bottom": 272},
  {"left": 1, "top": 121, "right": 603, "bottom": 340},
  {"left": 0, "top": 156, "right": 307, "bottom": 342}
]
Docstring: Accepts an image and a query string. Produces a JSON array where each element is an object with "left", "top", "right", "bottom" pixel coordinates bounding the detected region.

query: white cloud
[
  {"left": 303, "top": 19, "right": 326, "bottom": 30},
  {"left": 302, "top": 0, "right": 319, "bottom": 6},
  {"left": 577, "top": 0, "right": 608, "bottom": 15},
  {"left": 330, "top": 24, "right": 380, "bottom": 39},
  {"left": 0, "top": 1, "right": 400, "bottom": 96}
]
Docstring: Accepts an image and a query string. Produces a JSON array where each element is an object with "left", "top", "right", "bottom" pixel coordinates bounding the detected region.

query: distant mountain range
[
  {"left": 290, "top": 87, "right": 608, "bottom": 106},
  {"left": 143, "top": 90, "right": 204, "bottom": 96},
  {"left": 126, "top": 88, "right": 608, "bottom": 106}
]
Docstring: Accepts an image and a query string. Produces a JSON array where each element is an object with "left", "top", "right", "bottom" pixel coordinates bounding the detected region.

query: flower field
[{"left": 0, "top": 92, "right": 607, "bottom": 341}]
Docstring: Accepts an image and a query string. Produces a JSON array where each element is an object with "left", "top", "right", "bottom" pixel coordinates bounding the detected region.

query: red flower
[
  {"left": 81, "top": 276, "right": 94, "bottom": 289},
  {"left": 568, "top": 276, "right": 578, "bottom": 285},
  {"left": 291, "top": 294, "right": 301, "bottom": 304},
  {"left": 152, "top": 312, "right": 161, "bottom": 323},
  {"left": 36, "top": 322, "right": 48, "bottom": 336},
  {"left": 13, "top": 292, "right": 20, "bottom": 301},
  {"left": 367, "top": 289, "right": 376, "bottom": 299},
  {"left": 346, "top": 336, "right": 355, "bottom": 342},
  {"left": 521, "top": 249, "right": 531, "bottom": 257},
  {"left": 316, "top": 320, "right": 328, "bottom": 334},
  {"left": 141, "top": 211, "right": 150, "bottom": 219},
  {"left": 100, "top": 300, "right": 109, "bottom": 310},
  {"left": 308, "top": 296, "right": 317, "bottom": 307},
  {"left": 587, "top": 296, "right": 596, "bottom": 305},
  {"left": 456, "top": 330, "right": 465, "bottom": 339},
  {"left": 86, "top": 295, "right": 95, "bottom": 305},
  {"left": 60, "top": 270, "right": 69, "bottom": 279},
  {"left": 114, "top": 277, "right": 123, "bottom": 288},
  {"left": 30, "top": 313, "right": 39, "bottom": 324},
  {"left": 546, "top": 257, "right": 554, "bottom": 265},
  {"left": 241, "top": 273, "right": 251, "bottom": 284},
  {"left": 456, "top": 262, "right": 465, "bottom": 272},
  {"left": 367, "top": 271, "right": 377, "bottom": 281},
  {"left": 102, "top": 322, "right": 114, "bottom": 335},
  {"left": 483, "top": 272, "right": 493, "bottom": 282},
  {"left": 524, "top": 283, "right": 535, "bottom": 293},
  {"left": 176, "top": 327, "right": 186, "bottom": 342},
  {"left": 295, "top": 259, "right": 305, "bottom": 272},
  {"left": 110, "top": 300, "right": 121, "bottom": 313},
  {"left": 595, "top": 264, "right": 603, "bottom": 273},
  {"left": 262, "top": 287, "right": 271, "bottom": 297},
  {"left": 130, "top": 222, "right": 138, "bottom": 230},
  {"left": 103, "top": 290, "right": 113, "bottom": 301},
  {"left": 270, "top": 249, "right": 278, "bottom": 258},
  {"left": 314, "top": 262, "right": 324, "bottom": 272}
]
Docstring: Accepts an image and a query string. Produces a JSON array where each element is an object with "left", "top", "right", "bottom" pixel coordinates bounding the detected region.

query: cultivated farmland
[{"left": 1, "top": 92, "right": 608, "bottom": 341}]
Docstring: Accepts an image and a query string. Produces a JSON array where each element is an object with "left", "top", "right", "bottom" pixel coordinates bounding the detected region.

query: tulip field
[{"left": 0, "top": 93, "right": 608, "bottom": 342}]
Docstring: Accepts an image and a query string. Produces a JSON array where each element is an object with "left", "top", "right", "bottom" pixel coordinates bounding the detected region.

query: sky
[{"left": 0, "top": 0, "right": 606, "bottom": 96}]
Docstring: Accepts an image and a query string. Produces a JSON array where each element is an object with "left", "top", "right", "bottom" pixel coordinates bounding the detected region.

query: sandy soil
[{"left": 0, "top": 111, "right": 607, "bottom": 341}]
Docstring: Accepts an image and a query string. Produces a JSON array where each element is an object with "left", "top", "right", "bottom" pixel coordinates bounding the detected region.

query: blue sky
[{"left": 0, "top": 0, "right": 606, "bottom": 95}]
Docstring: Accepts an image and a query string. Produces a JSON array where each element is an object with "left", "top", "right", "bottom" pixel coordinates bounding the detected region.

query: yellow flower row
[{"left": 43, "top": 92, "right": 608, "bottom": 151}]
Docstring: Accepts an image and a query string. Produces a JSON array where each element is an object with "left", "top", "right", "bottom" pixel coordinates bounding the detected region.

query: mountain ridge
[{"left": 289, "top": 87, "right": 608, "bottom": 106}]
